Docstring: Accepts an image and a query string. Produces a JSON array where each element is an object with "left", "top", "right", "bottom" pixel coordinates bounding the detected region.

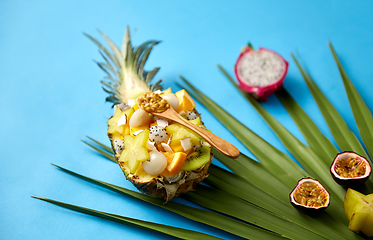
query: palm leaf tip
[{"left": 32, "top": 195, "right": 224, "bottom": 240}]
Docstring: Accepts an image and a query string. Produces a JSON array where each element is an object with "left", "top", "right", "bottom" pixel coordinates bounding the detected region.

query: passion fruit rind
[
  {"left": 289, "top": 178, "right": 330, "bottom": 214},
  {"left": 330, "top": 151, "right": 372, "bottom": 187}
]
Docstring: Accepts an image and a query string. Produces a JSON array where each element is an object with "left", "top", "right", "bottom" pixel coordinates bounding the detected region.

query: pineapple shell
[
  {"left": 90, "top": 28, "right": 212, "bottom": 201},
  {"left": 108, "top": 112, "right": 212, "bottom": 202}
]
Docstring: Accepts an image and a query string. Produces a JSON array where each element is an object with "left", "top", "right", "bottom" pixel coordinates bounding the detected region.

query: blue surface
[{"left": 2, "top": 0, "right": 373, "bottom": 239}]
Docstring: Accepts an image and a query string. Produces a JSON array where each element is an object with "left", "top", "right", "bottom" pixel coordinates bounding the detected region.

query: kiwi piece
[{"left": 181, "top": 145, "right": 211, "bottom": 171}]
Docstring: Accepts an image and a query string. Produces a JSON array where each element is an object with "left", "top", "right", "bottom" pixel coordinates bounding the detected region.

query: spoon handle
[{"left": 153, "top": 108, "right": 240, "bottom": 159}]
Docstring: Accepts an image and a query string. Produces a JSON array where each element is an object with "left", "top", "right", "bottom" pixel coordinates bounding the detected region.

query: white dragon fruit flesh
[
  {"left": 149, "top": 126, "right": 168, "bottom": 143},
  {"left": 234, "top": 45, "right": 288, "bottom": 101}
]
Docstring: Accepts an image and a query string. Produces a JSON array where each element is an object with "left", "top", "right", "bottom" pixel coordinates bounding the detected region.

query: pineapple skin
[
  {"left": 109, "top": 133, "right": 212, "bottom": 202},
  {"left": 90, "top": 28, "right": 212, "bottom": 201}
]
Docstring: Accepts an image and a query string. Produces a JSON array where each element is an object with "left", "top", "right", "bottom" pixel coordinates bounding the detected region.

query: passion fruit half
[
  {"left": 330, "top": 152, "right": 371, "bottom": 187},
  {"left": 289, "top": 178, "right": 330, "bottom": 213}
]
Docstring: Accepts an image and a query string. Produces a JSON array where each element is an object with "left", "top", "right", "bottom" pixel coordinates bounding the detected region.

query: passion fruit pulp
[
  {"left": 330, "top": 152, "right": 371, "bottom": 187},
  {"left": 290, "top": 178, "right": 330, "bottom": 213}
]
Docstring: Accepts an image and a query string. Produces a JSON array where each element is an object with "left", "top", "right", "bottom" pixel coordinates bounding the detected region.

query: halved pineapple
[{"left": 88, "top": 28, "right": 212, "bottom": 201}]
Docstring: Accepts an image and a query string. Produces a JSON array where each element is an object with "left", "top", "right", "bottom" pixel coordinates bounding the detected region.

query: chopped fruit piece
[
  {"left": 132, "top": 103, "right": 139, "bottom": 110},
  {"left": 107, "top": 107, "right": 134, "bottom": 135},
  {"left": 166, "top": 123, "right": 201, "bottom": 146},
  {"left": 154, "top": 117, "right": 169, "bottom": 128},
  {"left": 167, "top": 152, "right": 187, "bottom": 174},
  {"left": 170, "top": 143, "right": 184, "bottom": 153},
  {"left": 108, "top": 107, "right": 123, "bottom": 134},
  {"left": 163, "top": 152, "right": 175, "bottom": 165},
  {"left": 161, "top": 94, "right": 179, "bottom": 110},
  {"left": 189, "top": 117, "right": 201, "bottom": 126},
  {"left": 129, "top": 108, "right": 151, "bottom": 127},
  {"left": 344, "top": 188, "right": 373, "bottom": 237},
  {"left": 130, "top": 123, "right": 150, "bottom": 136},
  {"left": 181, "top": 145, "right": 211, "bottom": 171},
  {"left": 149, "top": 126, "right": 168, "bottom": 143},
  {"left": 143, "top": 151, "right": 167, "bottom": 175},
  {"left": 119, "top": 130, "right": 150, "bottom": 173},
  {"left": 162, "top": 87, "right": 173, "bottom": 95},
  {"left": 161, "top": 142, "right": 174, "bottom": 152},
  {"left": 170, "top": 142, "right": 193, "bottom": 155},
  {"left": 146, "top": 141, "right": 157, "bottom": 151},
  {"left": 175, "top": 89, "right": 196, "bottom": 113},
  {"left": 180, "top": 137, "right": 192, "bottom": 151},
  {"left": 186, "top": 110, "right": 198, "bottom": 120}
]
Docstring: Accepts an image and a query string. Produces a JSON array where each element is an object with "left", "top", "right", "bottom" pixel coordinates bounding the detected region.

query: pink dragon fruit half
[{"left": 234, "top": 46, "right": 289, "bottom": 101}]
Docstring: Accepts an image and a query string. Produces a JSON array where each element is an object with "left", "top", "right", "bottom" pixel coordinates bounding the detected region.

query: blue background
[{"left": 1, "top": 0, "right": 373, "bottom": 239}]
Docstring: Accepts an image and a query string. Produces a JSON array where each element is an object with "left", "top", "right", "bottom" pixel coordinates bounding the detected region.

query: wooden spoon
[{"left": 152, "top": 107, "right": 240, "bottom": 159}]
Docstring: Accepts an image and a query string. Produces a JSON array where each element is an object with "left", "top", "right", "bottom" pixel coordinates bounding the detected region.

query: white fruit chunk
[
  {"left": 154, "top": 117, "right": 169, "bottom": 128},
  {"left": 127, "top": 99, "right": 136, "bottom": 107},
  {"left": 180, "top": 137, "right": 192, "bottom": 151},
  {"left": 143, "top": 151, "right": 167, "bottom": 175},
  {"left": 161, "top": 143, "right": 174, "bottom": 153},
  {"left": 161, "top": 94, "right": 179, "bottom": 110},
  {"left": 117, "top": 114, "right": 127, "bottom": 126},
  {"left": 129, "top": 108, "right": 149, "bottom": 127},
  {"left": 146, "top": 141, "right": 158, "bottom": 152}
]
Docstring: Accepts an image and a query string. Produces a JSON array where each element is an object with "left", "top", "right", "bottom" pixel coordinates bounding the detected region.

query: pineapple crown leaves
[{"left": 85, "top": 27, "right": 163, "bottom": 105}]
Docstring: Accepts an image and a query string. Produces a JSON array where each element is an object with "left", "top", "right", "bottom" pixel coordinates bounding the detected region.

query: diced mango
[
  {"left": 175, "top": 89, "right": 196, "bottom": 113},
  {"left": 167, "top": 152, "right": 187, "bottom": 174},
  {"left": 130, "top": 124, "right": 150, "bottom": 136},
  {"left": 133, "top": 104, "right": 139, "bottom": 111},
  {"left": 170, "top": 142, "right": 192, "bottom": 155}
]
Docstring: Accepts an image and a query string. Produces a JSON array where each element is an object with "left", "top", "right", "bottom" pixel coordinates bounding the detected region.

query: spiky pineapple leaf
[
  {"left": 99, "top": 30, "right": 124, "bottom": 69},
  {"left": 32, "top": 195, "right": 222, "bottom": 240},
  {"left": 329, "top": 43, "right": 373, "bottom": 162},
  {"left": 138, "top": 42, "right": 160, "bottom": 79},
  {"left": 291, "top": 54, "right": 368, "bottom": 159},
  {"left": 85, "top": 33, "right": 119, "bottom": 70},
  {"left": 51, "top": 164, "right": 284, "bottom": 240}
]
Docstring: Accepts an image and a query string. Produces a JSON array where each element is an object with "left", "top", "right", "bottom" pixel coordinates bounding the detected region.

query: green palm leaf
[
  {"left": 291, "top": 54, "right": 368, "bottom": 159},
  {"left": 185, "top": 187, "right": 325, "bottom": 240},
  {"left": 180, "top": 76, "right": 353, "bottom": 227},
  {"left": 179, "top": 76, "right": 307, "bottom": 188},
  {"left": 83, "top": 138, "right": 363, "bottom": 240},
  {"left": 217, "top": 65, "right": 346, "bottom": 206},
  {"left": 51, "top": 164, "right": 284, "bottom": 240},
  {"left": 206, "top": 165, "right": 359, "bottom": 240},
  {"left": 329, "top": 43, "right": 373, "bottom": 163},
  {"left": 32, "top": 196, "right": 223, "bottom": 240}
]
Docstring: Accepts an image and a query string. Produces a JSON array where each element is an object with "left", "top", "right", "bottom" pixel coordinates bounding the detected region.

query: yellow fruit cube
[{"left": 175, "top": 89, "right": 196, "bottom": 113}]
